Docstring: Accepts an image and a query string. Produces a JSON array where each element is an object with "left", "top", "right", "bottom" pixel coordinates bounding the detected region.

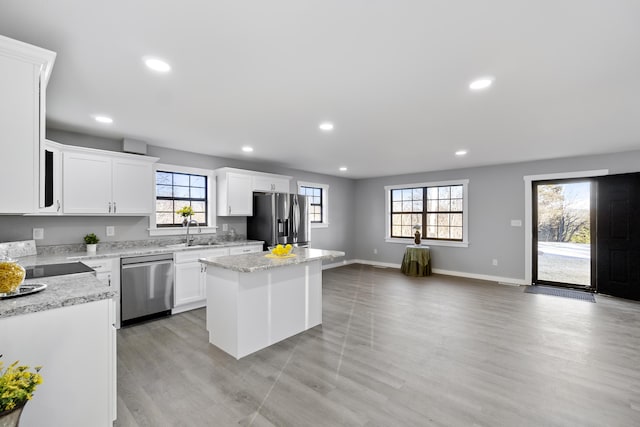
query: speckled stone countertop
[
  {"left": 0, "top": 240, "right": 263, "bottom": 319},
  {"left": 15, "top": 240, "right": 264, "bottom": 267},
  {"left": 0, "top": 273, "right": 116, "bottom": 319},
  {"left": 200, "top": 248, "right": 345, "bottom": 273}
]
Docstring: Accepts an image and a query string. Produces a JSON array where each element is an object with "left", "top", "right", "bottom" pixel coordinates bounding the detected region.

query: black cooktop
[{"left": 25, "top": 262, "right": 95, "bottom": 279}]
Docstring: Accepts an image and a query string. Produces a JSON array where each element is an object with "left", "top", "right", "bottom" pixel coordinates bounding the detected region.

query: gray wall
[
  {"left": 5, "top": 127, "right": 639, "bottom": 282},
  {"left": 353, "top": 149, "right": 640, "bottom": 281},
  {"left": 0, "top": 129, "right": 355, "bottom": 259}
]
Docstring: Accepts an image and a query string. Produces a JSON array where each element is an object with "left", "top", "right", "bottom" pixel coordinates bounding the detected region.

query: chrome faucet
[{"left": 185, "top": 219, "right": 200, "bottom": 246}]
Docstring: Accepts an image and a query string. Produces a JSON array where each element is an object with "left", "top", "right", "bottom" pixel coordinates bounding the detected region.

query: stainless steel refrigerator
[{"left": 247, "top": 193, "right": 311, "bottom": 250}]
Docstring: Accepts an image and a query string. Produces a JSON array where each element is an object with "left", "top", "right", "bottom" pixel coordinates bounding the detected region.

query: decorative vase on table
[
  {"left": 86, "top": 243, "right": 97, "bottom": 254},
  {"left": 414, "top": 230, "right": 421, "bottom": 245},
  {"left": 0, "top": 402, "right": 26, "bottom": 427}
]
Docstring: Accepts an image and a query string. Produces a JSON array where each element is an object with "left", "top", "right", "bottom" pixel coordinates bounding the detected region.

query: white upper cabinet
[
  {"left": 111, "top": 157, "right": 155, "bottom": 214},
  {"left": 0, "top": 35, "right": 55, "bottom": 214},
  {"left": 252, "top": 175, "right": 290, "bottom": 193},
  {"left": 216, "top": 169, "right": 253, "bottom": 216},
  {"left": 37, "top": 140, "right": 63, "bottom": 214},
  {"left": 62, "top": 146, "right": 158, "bottom": 215},
  {"left": 216, "top": 167, "right": 291, "bottom": 216}
]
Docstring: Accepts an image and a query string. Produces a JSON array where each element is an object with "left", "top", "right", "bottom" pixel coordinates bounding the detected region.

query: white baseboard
[
  {"left": 432, "top": 268, "right": 526, "bottom": 286},
  {"left": 323, "top": 259, "right": 527, "bottom": 286}
]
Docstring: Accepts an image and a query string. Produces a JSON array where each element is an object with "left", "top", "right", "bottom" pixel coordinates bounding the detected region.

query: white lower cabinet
[
  {"left": 173, "top": 247, "right": 228, "bottom": 313},
  {"left": 83, "top": 258, "right": 121, "bottom": 328},
  {"left": 0, "top": 299, "right": 116, "bottom": 426}
]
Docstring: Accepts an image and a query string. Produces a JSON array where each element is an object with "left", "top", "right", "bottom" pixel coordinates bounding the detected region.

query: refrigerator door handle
[{"left": 292, "top": 195, "right": 300, "bottom": 240}]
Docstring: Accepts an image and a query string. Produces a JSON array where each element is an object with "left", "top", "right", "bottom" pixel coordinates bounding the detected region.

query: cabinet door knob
[
  {"left": 113, "top": 202, "right": 117, "bottom": 213},
  {"left": 228, "top": 205, "right": 231, "bottom": 215},
  {"left": 56, "top": 200, "right": 61, "bottom": 212},
  {"left": 108, "top": 202, "right": 112, "bottom": 213}
]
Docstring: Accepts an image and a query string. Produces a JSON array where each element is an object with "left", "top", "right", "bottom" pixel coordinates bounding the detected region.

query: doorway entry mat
[{"left": 524, "top": 285, "right": 596, "bottom": 302}]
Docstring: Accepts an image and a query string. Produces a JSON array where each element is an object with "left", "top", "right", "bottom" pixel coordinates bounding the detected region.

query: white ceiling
[{"left": 2, "top": 1, "right": 640, "bottom": 179}]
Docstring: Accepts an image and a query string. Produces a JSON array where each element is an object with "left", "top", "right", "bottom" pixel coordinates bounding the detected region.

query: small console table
[{"left": 401, "top": 245, "right": 431, "bottom": 276}]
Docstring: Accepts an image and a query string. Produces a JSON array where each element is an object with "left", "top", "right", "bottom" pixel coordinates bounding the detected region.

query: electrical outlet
[
  {"left": 33, "top": 228, "right": 44, "bottom": 240},
  {"left": 492, "top": 259, "right": 498, "bottom": 266},
  {"left": 373, "top": 248, "right": 378, "bottom": 254},
  {"left": 222, "top": 224, "right": 228, "bottom": 232},
  {"left": 106, "top": 226, "right": 115, "bottom": 237}
]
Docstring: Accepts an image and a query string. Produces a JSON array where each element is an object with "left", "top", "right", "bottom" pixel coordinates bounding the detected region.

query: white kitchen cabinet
[
  {"left": 216, "top": 167, "right": 292, "bottom": 216},
  {"left": 83, "top": 257, "right": 121, "bottom": 328},
  {"left": 0, "top": 35, "right": 55, "bottom": 214},
  {"left": 37, "top": 140, "right": 63, "bottom": 214},
  {"left": 216, "top": 169, "right": 253, "bottom": 216},
  {"left": 252, "top": 174, "right": 290, "bottom": 193},
  {"left": 0, "top": 299, "right": 116, "bottom": 426},
  {"left": 173, "top": 247, "right": 229, "bottom": 313},
  {"left": 62, "top": 146, "right": 158, "bottom": 215},
  {"left": 229, "top": 244, "right": 263, "bottom": 255}
]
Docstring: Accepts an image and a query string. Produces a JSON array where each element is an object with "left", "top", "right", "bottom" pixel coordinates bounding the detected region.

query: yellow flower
[
  {"left": 176, "top": 206, "right": 194, "bottom": 218},
  {"left": 0, "top": 356, "right": 43, "bottom": 412}
]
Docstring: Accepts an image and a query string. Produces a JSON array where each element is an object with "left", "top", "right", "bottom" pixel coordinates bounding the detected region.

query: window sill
[
  {"left": 385, "top": 237, "right": 469, "bottom": 248},
  {"left": 311, "top": 223, "right": 329, "bottom": 229},
  {"left": 148, "top": 227, "right": 218, "bottom": 237}
]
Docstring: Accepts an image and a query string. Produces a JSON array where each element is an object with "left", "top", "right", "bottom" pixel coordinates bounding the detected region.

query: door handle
[
  {"left": 108, "top": 202, "right": 112, "bottom": 213},
  {"left": 113, "top": 201, "right": 117, "bottom": 213}
]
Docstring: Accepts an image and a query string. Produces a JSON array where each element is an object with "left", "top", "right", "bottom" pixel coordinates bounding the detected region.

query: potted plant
[
  {"left": 0, "top": 356, "right": 43, "bottom": 426},
  {"left": 84, "top": 233, "right": 100, "bottom": 254},
  {"left": 176, "top": 206, "right": 194, "bottom": 226}
]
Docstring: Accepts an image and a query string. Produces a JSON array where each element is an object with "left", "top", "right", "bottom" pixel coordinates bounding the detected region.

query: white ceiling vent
[{"left": 122, "top": 138, "right": 147, "bottom": 155}]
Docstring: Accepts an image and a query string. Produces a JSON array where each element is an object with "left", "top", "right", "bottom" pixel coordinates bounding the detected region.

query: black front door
[{"left": 596, "top": 172, "right": 640, "bottom": 301}]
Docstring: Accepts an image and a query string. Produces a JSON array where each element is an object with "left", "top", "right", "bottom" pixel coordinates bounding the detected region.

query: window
[
  {"left": 149, "top": 164, "right": 216, "bottom": 236},
  {"left": 297, "top": 181, "right": 329, "bottom": 228},
  {"left": 156, "top": 170, "right": 207, "bottom": 226},
  {"left": 385, "top": 179, "right": 469, "bottom": 247}
]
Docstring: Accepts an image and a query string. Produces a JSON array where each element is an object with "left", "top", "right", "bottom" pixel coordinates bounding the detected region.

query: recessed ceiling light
[
  {"left": 319, "top": 122, "right": 334, "bottom": 132},
  {"left": 339, "top": 166, "right": 348, "bottom": 172},
  {"left": 144, "top": 57, "right": 171, "bottom": 73},
  {"left": 469, "top": 77, "right": 493, "bottom": 91},
  {"left": 94, "top": 115, "right": 113, "bottom": 124},
  {"left": 242, "top": 146, "right": 254, "bottom": 153},
  {"left": 455, "top": 150, "right": 468, "bottom": 156}
]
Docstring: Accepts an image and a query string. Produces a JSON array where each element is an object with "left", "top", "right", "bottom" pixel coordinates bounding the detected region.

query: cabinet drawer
[
  {"left": 199, "top": 248, "right": 229, "bottom": 259},
  {"left": 229, "top": 245, "right": 263, "bottom": 255},
  {"left": 175, "top": 247, "right": 228, "bottom": 263}
]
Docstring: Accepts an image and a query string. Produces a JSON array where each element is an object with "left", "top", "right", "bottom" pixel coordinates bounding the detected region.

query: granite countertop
[
  {"left": 15, "top": 240, "right": 264, "bottom": 267},
  {"left": 0, "top": 273, "right": 116, "bottom": 319},
  {"left": 200, "top": 247, "right": 345, "bottom": 273}
]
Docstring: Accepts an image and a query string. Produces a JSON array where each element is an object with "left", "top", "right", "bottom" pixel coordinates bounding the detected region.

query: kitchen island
[{"left": 200, "top": 247, "right": 344, "bottom": 359}]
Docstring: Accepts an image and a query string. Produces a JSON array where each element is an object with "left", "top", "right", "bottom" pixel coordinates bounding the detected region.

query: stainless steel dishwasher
[{"left": 120, "top": 253, "right": 174, "bottom": 326}]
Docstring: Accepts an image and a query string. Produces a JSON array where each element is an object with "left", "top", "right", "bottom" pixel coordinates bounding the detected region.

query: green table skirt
[{"left": 401, "top": 246, "right": 431, "bottom": 276}]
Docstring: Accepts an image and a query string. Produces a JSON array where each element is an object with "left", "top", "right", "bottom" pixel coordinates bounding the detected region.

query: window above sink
[{"left": 149, "top": 163, "right": 217, "bottom": 237}]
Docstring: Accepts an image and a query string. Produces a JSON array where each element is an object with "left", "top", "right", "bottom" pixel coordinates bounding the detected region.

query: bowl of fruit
[{"left": 268, "top": 244, "right": 293, "bottom": 257}]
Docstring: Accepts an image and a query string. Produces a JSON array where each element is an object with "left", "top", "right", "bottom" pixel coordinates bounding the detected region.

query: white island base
[{"left": 205, "top": 259, "right": 323, "bottom": 359}]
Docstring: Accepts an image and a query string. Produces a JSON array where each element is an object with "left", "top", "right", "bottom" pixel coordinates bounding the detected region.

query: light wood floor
[{"left": 116, "top": 264, "right": 640, "bottom": 426}]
